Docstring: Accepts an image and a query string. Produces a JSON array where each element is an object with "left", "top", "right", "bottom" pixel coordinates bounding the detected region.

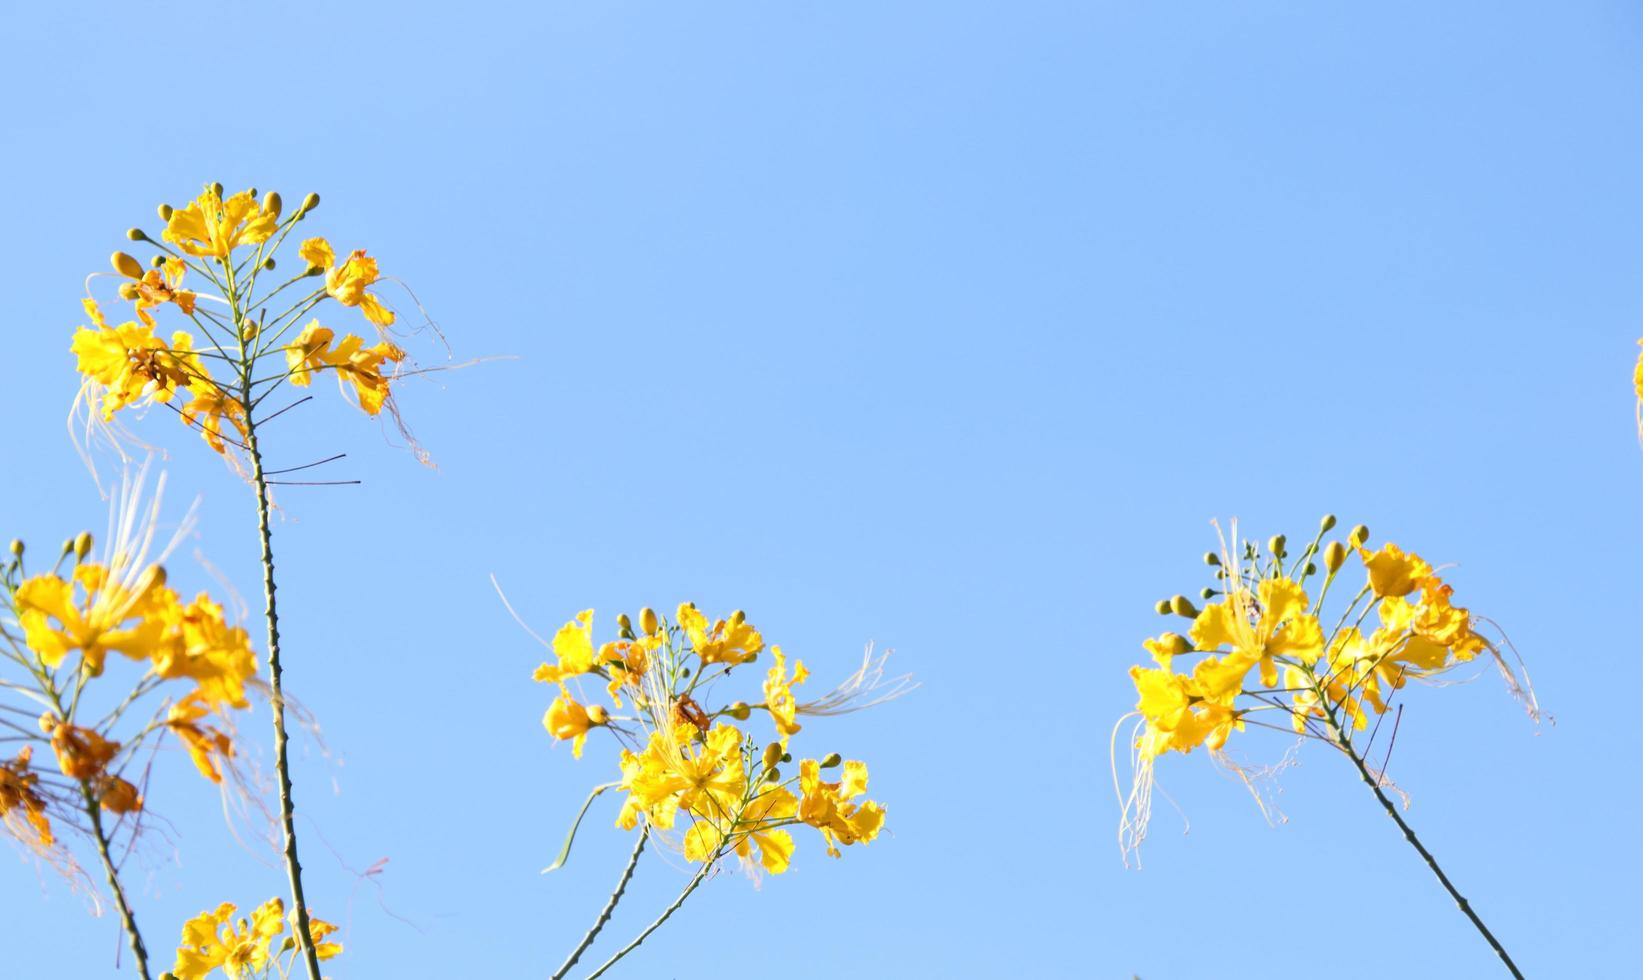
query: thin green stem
[
  {"left": 243, "top": 420, "right": 325, "bottom": 980},
  {"left": 81, "top": 785, "right": 152, "bottom": 980},
  {"left": 583, "top": 857, "right": 713, "bottom": 980},
  {"left": 1309, "top": 672, "right": 1524, "bottom": 978},
  {"left": 552, "top": 829, "right": 649, "bottom": 980}
]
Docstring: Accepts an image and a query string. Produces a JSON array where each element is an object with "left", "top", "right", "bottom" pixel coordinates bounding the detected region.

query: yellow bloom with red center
[
  {"left": 763, "top": 645, "right": 809, "bottom": 742},
  {"left": 0, "top": 748, "right": 53, "bottom": 848},
  {"left": 533, "top": 609, "right": 598, "bottom": 685},
  {"left": 798, "top": 758, "right": 884, "bottom": 858},
  {"left": 677, "top": 603, "right": 764, "bottom": 666},
  {"left": 71, "top": 299, "right": 206, "bottom": 420},
  {"left": 163, "top": 187, "right": 281, "bottom": 259},
  {"left": 115, "top": 255, "right": 198, "bottom": 326},
  {"left": 300, "top": 237, "right": 395, "bottom": 326},
  {"left": 171, "top": 898, "right": 287, "bottom": 980},
  {"left": 284, "top": 321, "right": 406, "bottom": 415},
  {"left": 544, "top": 694, "right": 607, "bottom": 758}
]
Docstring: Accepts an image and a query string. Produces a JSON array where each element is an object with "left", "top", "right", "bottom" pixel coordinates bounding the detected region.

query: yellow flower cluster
[
  {"left": 535, "top": 604, "right": 887, "bottom": 875},
  {"left": 170, "top": 897, "right": 341, "bottom": 980},
  {"left": 1127, "top": 521, "right": 1499, "bottom": 763},
  {"left": 70, "top": 183, "right": 407, "bottom": 458}
]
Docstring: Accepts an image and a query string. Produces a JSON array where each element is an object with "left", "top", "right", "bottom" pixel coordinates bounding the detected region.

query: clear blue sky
[{"left": 4, "top": 2, "right": 1641, "bottom": 977}]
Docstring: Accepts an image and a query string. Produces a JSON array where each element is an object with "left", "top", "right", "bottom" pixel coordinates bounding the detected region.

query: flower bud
[
  {"left": 616, "top": 612, "right": 633, "bottom": 631},
  {"left": 134, "top": 564, "right": 166, "bottom": 593},
  {"left": 126, "top": 228, "right": 147, "bottom": 242},
  {"left": 765, "top": 766, "right": 782, "bottom": 782},
  {"left": 1267, "top": 534, "right": 1287, "bottom": 558},
  {"left": 73, "top": 532, "right": 93, "bottom": 560},
  {"left": 1320, "top": 514, "right": 1337, "bottom": 532},
  {"left": 1304, "top": 563, "right": 1317, "bottom": 576},
  {"left": 820, "top": 752, "right": 842, "bottom": 769},
  {"left": 151, "top": 255, "right": 166, "bottom": 268},
  {"left": 1154, "top": 599, "right": 1171, "bottom": 615},
  {"left": 1349, "top": 524, "right": 1370, "bottom": 547},
  {"left": 59, "top": 539, "right": 74, "bottom": 556},
  {"left": 157, "top": 203, "right": 174, "bottom": 221},
  {"left": 262, "top": 191, "right": 281, "bottom": 218},
  {"left": 586, "top": 704, "right": 608, "bottom": 726},
  {"left": 1199, "top": 587, "right": 1216, "bottom": 600},
  {"left": 8, "top": 539, "right": 21, "bottom": 557},
  {"left": 762, "top": 742, "right": 783, "bottom": 771},
  {"left": 729, "top": 609, "right": 746, "bottom": 626},
  {"left": 639, "top": 607, "right": 658, "bottom": 636},
  {"left": 111, "top": 251, "right": 144, "bottom": 280},
  {"left": 1203, "top": 551, "right": 1220, "bottom": 566},
  {"left": 210, "top": 182, "right": 223, "bottom": 198},
  {"left": 1324, "top": 541, "right": 1348, "bottom": 573},
  {"left": 728, "top": 701, "right": 751, "bottom": 721},
  {"left": 1169, "top": 595, "right": 1199, "bottom": 618},
  {"left": 118, "top": 282, "right": 141, "bottom": 300},
  {"left": 299, "top": 192, "right": 320, "bottom": 215},
  {"left": 262, "top": 256, "right": 276, "bottom": 271}
]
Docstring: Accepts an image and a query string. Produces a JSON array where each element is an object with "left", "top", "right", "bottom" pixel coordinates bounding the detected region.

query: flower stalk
[
  {"left": 583, "top": 857, "right": 713, "bottom": 980},
  {"left": 551, "top": 828, "right": 648, "bottom": 980},
  {"left": 82, "top": 782, "right": 152, "bottom": 980}
]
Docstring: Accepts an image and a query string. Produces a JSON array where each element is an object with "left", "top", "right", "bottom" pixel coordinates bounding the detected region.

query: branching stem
[{"left": 551, "top": 829, "right": 648, "bottom": 979}]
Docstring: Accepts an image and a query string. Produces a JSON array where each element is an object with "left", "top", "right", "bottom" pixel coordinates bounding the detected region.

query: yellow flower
[
  {"left": 1128, "top": 664, "right": 1242, "bottom": 757},
  {"left": 98, "top": 774, "right": 143, "bottom": 814},
  {"left": 677, "top": 603, "right": 763, "bottom": 666},
  {"left": 71, "top": 299, "right": 207, "bottom": 420},
  {"left": 682, "top": 783, "right": 799, "bottom": 874},
  {"left": 1358, "top": 542, "right": 1432, "bottom": 598},
  {"left": 171, "top": 898, "right": 287, "bottom": 980},
  {"left": 149, "top": 593, "right": 259, "bottom": 710},
  {"left": 798, "top": 758, "right": 884, "bottom": 858},
  {"left": 762, "top": 645, "right": 809, "bottom": 742},
  {"left": 297, "top": 909, "right": 343, "bottom": 961},
  {"left": 179, "top": 390, "right": 249, "bottom": 454},
  {"left": 117, "top": 256, "right": 198, "bottom": 326},
  {"left": 616, "top": 723, "right": 746, "bottom": 832},
  {"left": 42, "top": 717, "right": 121, "bottom": 781},
  {"left": 283, "top": 320, "right": 406, "bottom": 415},
  {"left": 1189, "top": 577, "right": 1323, "bottom": 688},
  {"left": 14, "top": 563, "right": 171, "bottom": 674},
  {"left": 533, "top": 609, "right": 597, "bottom": 685},
  {"left": 166, "top": 694, "right": 237, "bottom": 783},
  {"left": 544, "top": 694, "right": 607, "bottom": 758},
  {"left": 163, "top": 187, "right": 281, "bottom": 259},
  {"left": 300, "top": 237, "right": 395, "bottom": 326},
  {"left": 598, "top": 637, "right": 655, "bottom": 707},
  {"left": 0, "top": 748, "right": 54, "bottom": 848}
]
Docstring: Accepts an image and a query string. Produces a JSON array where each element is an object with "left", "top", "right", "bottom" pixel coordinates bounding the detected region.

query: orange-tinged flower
[
  {"left": 283, "top": 320, "right": 405, "bottom": 415},
  {"left": 179, "top": 389, "right": 248, "bottom": 454},
  {"left": 71, "top": 299, "right": 207, "bottom": 420},
  {"left": 166, "top": 694, "right": 237, "bottom": 783},
  {"left": 1358, "top": 543, "right": 1433, "bottom": 598},
  {"left": 42, "top": 717, "right": 121, "bottom": 781},
  {"left": 300, "top": 237, "right": 395, "bottom": 326},
  {"left": 0, "top": 748, "right": 54, "bottom": 848},
  {"left": 98, "top": 775, "right": 143, "bottom": 814}
]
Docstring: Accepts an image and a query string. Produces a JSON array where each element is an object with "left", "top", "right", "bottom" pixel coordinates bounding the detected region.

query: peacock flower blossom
[
  {"left": 163, "top": 187, "right": 280, "bottom": 259},
  {"left": 1358, "top": 542, "right": 1433, "bottom": 598},
  {"left": 0, "top": 748, "right": 54, "bottom": 848},
  {"left": 149, "top": 593, "right": 259, "bottom": 710},
  {"left": 283, "top": 321, "right": 405, "bottom": 416},
  {"left": 683, "top": 783, "right": 799, "bottom": 874},
  {"left": 615, "top": 723, "right": 746, "bottom": 833},
  {"left": 114, "top": 254, "right": 198, "bottom": 326},
  {"left": 1189, "top": 576, "right": 1324, "bottom": 689},
  {"left": 179, "top": 389, "right": 249, "bottom": 454},
  {"left": 533, "top": 609, "right": 598, "bottom": 685},
  {"left": 14, "top": 563, "right": 171, "bottom": 675},
  {"left": 97, "top": 775, "right": 143, "bottom": 814},
  {"left": 71, "top": 299, "right": 207, "bottom": 421},
  {"left": 300, "top": 237, "right": 395, "bottom": 326},
  {"left": 762, "top": 645, "right": 808, "bottom": 742},
  {"left": 41, "top": 717, "right": 120, "bottom": 781},
  {"left": 798, "top": 758, "right": 885, "bottom": 858},
  {"left": 165, "top": 694, "right": 237, "bottom": 783},
  {"left": 544, "top": 694, "right": 607, "bottom": 758},
  {"left": 171, "top": 898, "right": 288, "bottom": 980},
  {"left": 677, "top": 603, "right": 763, "bottom": 666}
]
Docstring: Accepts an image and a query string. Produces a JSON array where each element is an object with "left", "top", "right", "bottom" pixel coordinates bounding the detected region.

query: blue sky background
[{"left": 4, "top": 2, "right": 1641, "bottom": 977}]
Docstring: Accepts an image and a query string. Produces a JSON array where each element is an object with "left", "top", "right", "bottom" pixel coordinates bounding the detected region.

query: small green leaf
[{"left": 542, "top": 781, "right": 621, "bottom": 873}]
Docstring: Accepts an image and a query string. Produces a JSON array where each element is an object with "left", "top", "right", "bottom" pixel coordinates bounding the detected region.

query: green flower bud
[
  {"left": 1154, "top": 599, "right": 1172, "bottom": 615},
  {"left": 1267, "top": 534, "right": 1287, "bottom": 558},
  {"left": 728, "top": 701, "right": 751, "bottom": 721},
  {"left": 1324, "top": 541, "right": 1348, "bottom": 573},
  {"left": 126, "top": 228, "right": 147, "bottom": 242},
  {"left": 1349, "top": 524, "right": 1370, "bottom": 547},
  {"left": 210, "top": 182, "right": 223, "bottom": 197},
  {"left": 1320, "top": 514, "right": 1338, "bottom": 532},
  {"left": 299, "top": 192, "right": 320, "bottom": 215},
  {"left": 1169, "top": 595, "right": 1199, "bottom": 618},
  {"left": 8, "top": 539, "right": 22, "bottom": 557},
  {"left": 1199, "top": 587, "right": 1216, "bottom": 600},
  {"left": 820, "top": 752, "right": 842, "bottom": 769},
  {"left": 765, "top": 766, "right": 782, "bottom": 782},
  {"left": 730, "top": 609, "right": 746, "bottom": 626},
  {"left": 151, "top": 255, "right": 166, "bottom": 268},
  {"left": 73, "top": 532, "right": 93, "bottom": 560},
  {"left": 262, "top": 256, "right": 276, "bottom": 271},
  {"left": 616, "top": 613, "right": 633, "bottom": 632},
  {"left": 1304, "top": 563, "right": 1317, "bottom": 576},
  {"left": 117, "top": 282, "right": 141, "bottom": 301},
  {"left": 1203, "top": 551, "right": 1221, "bottom": 566},
  {"left": 157, "top": 203, "right": 174, "bottom": 221},
  {"left": 262, "top": 191, "right": 282, "bottom": 219},
  {"left": 762, "top": 742, "right": 783, "bottom": 771}
]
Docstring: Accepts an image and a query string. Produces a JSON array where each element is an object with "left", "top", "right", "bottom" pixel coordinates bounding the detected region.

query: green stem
[
  {"left": 583, "top": 857, "right": 713, "bottom": 980},
  {"left": 81, "top": 786, "right": 152, "bottom": 980},
  {"left": 552, "top": 829, "right": 648, "bottom": 980},
  {"left": 243, "top": 420, "right": 325, "bottom": 980},
  {"left": 1318, "top": 696, "right": 1523, "bottom": 977}
]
